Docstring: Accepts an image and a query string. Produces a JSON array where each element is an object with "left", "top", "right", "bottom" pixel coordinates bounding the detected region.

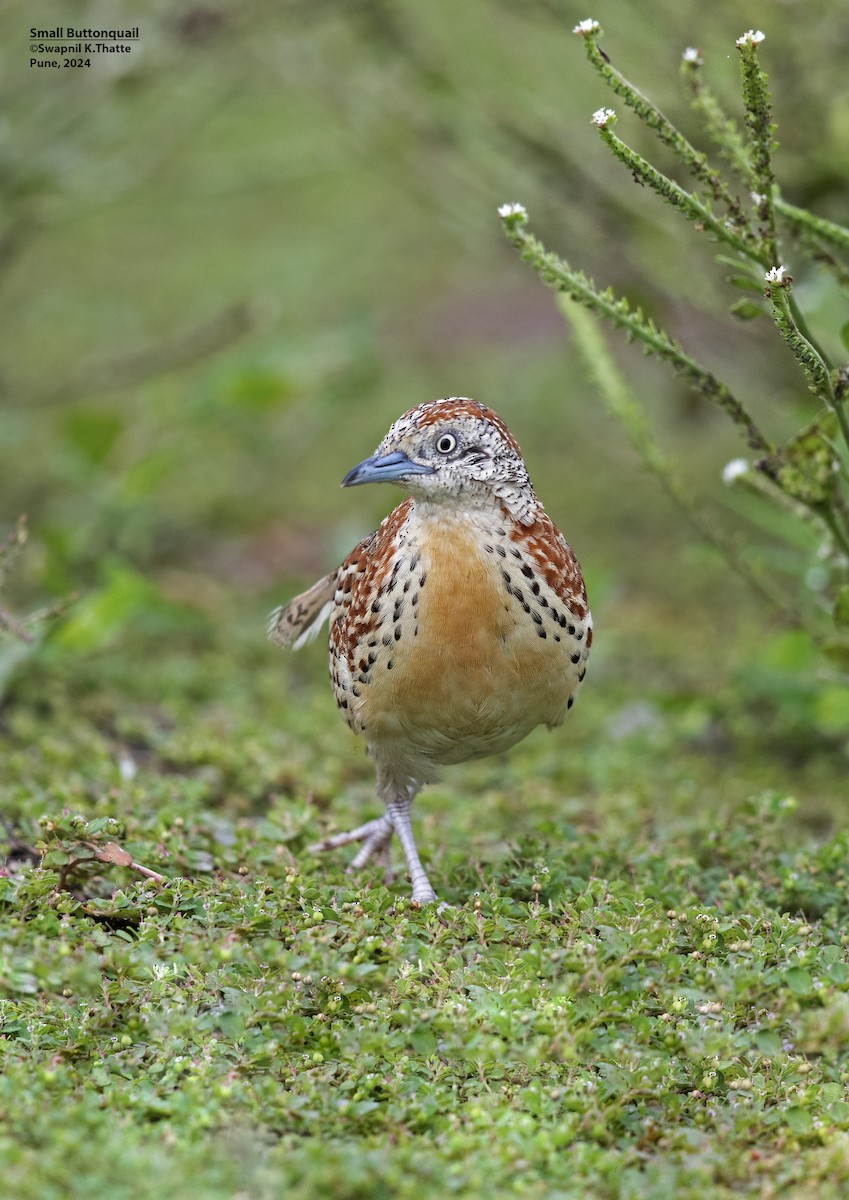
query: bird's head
[{"left": 341, "top": 397, "right": 537, "bottom": 523}]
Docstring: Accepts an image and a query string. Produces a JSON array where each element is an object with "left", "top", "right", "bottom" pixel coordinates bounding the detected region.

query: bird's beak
[{"left": 341, "top": 450, "right": 435, "bottom": 488}]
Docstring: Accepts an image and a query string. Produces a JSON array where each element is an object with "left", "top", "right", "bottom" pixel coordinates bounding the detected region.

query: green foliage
[
  {"left": 52, "top": 561, "right": 206, "bottom": 652},
  {"left": 2, "top": 641, "right": 849, "bottom": 1199},
  {"left": 502, "top": 211, "right": 771, "bottom": 454},
  {"left": 735, "top": 32, "right": 778, "bottom": 264},
  {"left": 0, "top": 518, "right": 33, "bottom": 645},
  {"left": 0, "top": 517, "right": 75, "bottom": 697},
  {"left": 559, "top": 297, "right": 799, "bottom": 625},
  {"left": 760, "top": 413, "right": 840, "bottom": 508},
  {"left": 501, "top": 23, "right": 849, "bottom": 663}
]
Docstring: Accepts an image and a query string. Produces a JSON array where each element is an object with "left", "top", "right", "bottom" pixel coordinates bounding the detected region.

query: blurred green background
[{"left": 2, "top": 0, "right": 848, "bottom": 763}]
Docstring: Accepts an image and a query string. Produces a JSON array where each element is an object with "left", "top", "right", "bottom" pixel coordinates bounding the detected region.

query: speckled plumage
[{"left": 269, "top": 397, "right": 591, "bottom": 904}]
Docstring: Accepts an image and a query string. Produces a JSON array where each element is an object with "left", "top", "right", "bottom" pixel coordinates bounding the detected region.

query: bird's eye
[{"left": 435, "top": 433, "right": 457, "bottom": 454}]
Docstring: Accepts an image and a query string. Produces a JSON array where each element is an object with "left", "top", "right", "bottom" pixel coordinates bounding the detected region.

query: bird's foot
[
  {"left": 410, "top": 883, "right": 438, "bottom": 905},
  {"left": 309, "top": 814, "right": 395, "bottom": 879},
  {"left": 309, "top": 809, "right": 436, "bottom": 902}
]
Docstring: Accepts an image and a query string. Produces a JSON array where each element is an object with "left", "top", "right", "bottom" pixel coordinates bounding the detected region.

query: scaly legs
[
  {"left": 384, "top": 792, "right": 436, "bottom": 905},
  {"left": 308, "top": 774, "right": 438, "bottom": 904},
  {"left": 308, "top": 814, "right": 395, "bottom": 883}
]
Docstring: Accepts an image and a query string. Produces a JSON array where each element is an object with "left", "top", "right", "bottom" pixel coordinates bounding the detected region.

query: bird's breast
[{"left": 334, "top": 505, "right": 589, "bottom": 766}]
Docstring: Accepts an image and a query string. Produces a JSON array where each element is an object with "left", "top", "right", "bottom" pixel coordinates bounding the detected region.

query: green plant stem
[
  {"left": 684, "top": 69, "right": 849, "bottom": 281},
  {"left": 736, "top": 38, "right": 778, "bottom": 266},
  {"left": 767, "top": 282, "right": 849, "bottom": 450},
  {"left": 821, "top": 509, "right": 849, "bottom": 561},
  {"left": 681, "top": 61, "right": 751, "bottom": 182},
  {"left": 788, "top": 293, "right": 833, "bottom": 372},
  {"left": 559, "top": 294, "right": 804, "bottom": 625},
  {"left": 682, "top": 66, "right": 849, "bottom": 265},
  {"left": 684, "top": 58, "right": 845, "bottom": 344},
  {"left": 0, "top": 515, "right": 28, "bottom": 588},
  {"left": 501, "top": 212, "right": 773, "bottom": 454},
  {"left": 578, "top": 28, "right": 751, "bottom": 231},
  {"left": 775, "top": 197, "right": 849, "bottom": 289},
  {"left": 0, "top": 606, "right": 34, "bottom": 644},
  {"left": 681, "top": 64, "right": 849, "bottom": 298},
  {"left": 775, "top": 197, "right": 849, "bottom": 253},
  {"left": 596, "top": 124, "right": 766, "bottom": 265},
  {"left": 596, "top": 111, "right": 826, "bottom": 363},
  {"left": 736, "top": 464, "right": 849, "bottom": 570}
]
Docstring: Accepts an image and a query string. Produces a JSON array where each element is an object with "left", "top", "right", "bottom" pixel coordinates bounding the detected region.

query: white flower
[
  {"left": 682, "top": 47, "right": 703, "bottom": 64},
  {"left": 722, "top": 458, "right": 749, "bottom": 485},
  {"left": 573, "top": 18, "right": 600, "bottom": 35},
  {"left": 750, "top": 191, "right": 765, "bottom": 206},
  {"left": 764, "top": 265, "right": 786, "bottom": 283},
  {"left": 591, "top": 107, "right": 616, "bottom": 128},
  {"left": 736, "top": 29, "right": 765, "bottom": 48},
  {"left": 497, "top": 202, "right": 527, "bottom": 220}
]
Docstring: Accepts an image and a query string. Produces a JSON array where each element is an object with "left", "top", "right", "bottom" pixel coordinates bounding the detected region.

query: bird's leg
[
  {"left": 374, "top": 838, "right": 396, "bottom": 885},
  {"left": 308, "top": 814, "right": 395, "bottom": 880},
  {"left": 383, "top": 788, "right": 437, "bottom": 905},
  {"left": 348, "top": 820, "right": 394, "bottom": 874},
  {"left": 308, "top": 814, "right": 392, "bottom": 855},
  {"left": 308, "top": 785, "right": 435, "bottom": 901}
]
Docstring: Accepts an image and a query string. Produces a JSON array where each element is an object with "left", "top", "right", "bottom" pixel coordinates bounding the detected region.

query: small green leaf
[
  {"left": 726, "top": 274, "right": 762, "bottom": 293},
  {"left": 755, "top": 1029, "right": 783, "bottom": 1056},
  {"left": 63, "top": 409, "right": 123, "bottom": 466},
  {"left": 729, "top": 298, "right": 764, "bottom": 320},
  {"left": 760, "top": 411, "right": 839, "bottom": 505},
  {"left": 784, "top": 967, "right": 813, "bottom": 995},
  {"left": 53, "top": 562, "right": 202, "bottom": 651},
  {"left": 840, "top": 321, "right": 849, "bottom": 353},
  {"left": 409, "top": 1028, "right": 438, "bottom": 1055},
  {"left": 786, "top": 1106, "right": 813, "bottom": 1136},
  {"left": 215, "top": 1010, "right": 245, "bottom": 1038}
]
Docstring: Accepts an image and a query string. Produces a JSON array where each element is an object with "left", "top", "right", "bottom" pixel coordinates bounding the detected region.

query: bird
[{"left": 269, "top": 397, "right": 591, "bottom": 905}]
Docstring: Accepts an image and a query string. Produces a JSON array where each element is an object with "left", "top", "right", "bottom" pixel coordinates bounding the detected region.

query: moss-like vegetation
[{"left": 2, "top": 626, "right": 848, "bottom": 1198}]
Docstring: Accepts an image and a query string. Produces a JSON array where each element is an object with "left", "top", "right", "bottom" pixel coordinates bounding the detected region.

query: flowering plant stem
[
  {"left": 559, "top": 295, "right": 803, "bottom": 625},
  {"left": 501, "top": 208, "right": 772, "bottom": 454},
  {"left": 500, "top": 21, "right": 849, "bottom": 652}
]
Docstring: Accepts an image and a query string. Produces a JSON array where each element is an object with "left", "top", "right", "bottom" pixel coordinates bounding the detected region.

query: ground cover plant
[
  {"left": 2, "top": 1, "right": 849, "bottom": 1197},
  {"left": 2, "top": 637, "right": 849, "bottom": 1199}
]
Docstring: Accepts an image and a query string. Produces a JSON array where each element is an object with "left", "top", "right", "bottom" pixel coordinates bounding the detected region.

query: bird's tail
[{"left": 267, "top": 571, "right": 336, "bottom": 649}]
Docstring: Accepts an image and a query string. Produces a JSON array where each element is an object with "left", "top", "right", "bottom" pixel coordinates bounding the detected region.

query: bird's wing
[{"left": 268, "top": 570, "right": 338, "bottom": 649}]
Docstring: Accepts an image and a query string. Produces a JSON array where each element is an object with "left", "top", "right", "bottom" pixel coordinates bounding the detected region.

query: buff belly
[{"left": 347, "top": 521, "right": 583, "bottom": 772}]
